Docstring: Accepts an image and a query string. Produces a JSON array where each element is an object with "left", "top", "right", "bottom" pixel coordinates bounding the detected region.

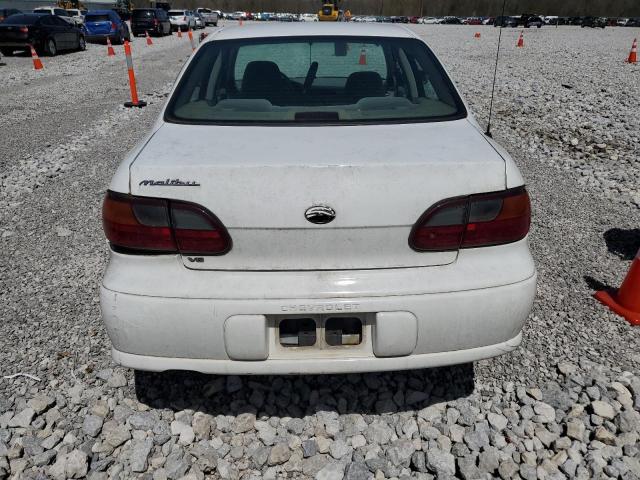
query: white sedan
[{"left": 101, "top": 23, "right": 536, "bottom": 375}]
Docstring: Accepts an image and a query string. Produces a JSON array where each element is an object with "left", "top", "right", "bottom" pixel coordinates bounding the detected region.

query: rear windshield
[
  {"left": 168, "top": 10, "right": 185, "bottom": 15},
  {"left": 166, "top": 36, "right": 466, "bottom": 125},
  {"left": 85, "top": 14, "right": 111, "bottom": 22},
  {"left": 133, "top": 9, "right": 154, "bottom": 18},
  {"left": 2, "top": 14, "right": 39, "bottom": 24}
]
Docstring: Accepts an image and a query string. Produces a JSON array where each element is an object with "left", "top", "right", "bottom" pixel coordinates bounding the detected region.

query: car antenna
[{"left": 485, "top": 0, "right": 508, "bottom": 138}]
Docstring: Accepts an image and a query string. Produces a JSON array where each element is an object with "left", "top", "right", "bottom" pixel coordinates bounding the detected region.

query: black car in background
[
  {"left": 131, "top": 8, "right": 171, "bottom": 36},
  {"left": 581, "top": 16, "right": 606, "bottom": 28},
  {"left": 494, "top": 15, "right": 518, "bottom": 27},
  {"left": 519, "top": 14, "right": 543, "bottom": 28},
  {"left": 440, "top": 16, "right": 462, "bottom": 24},
  {"left": 0, "top": 13, "right": 85, "bottom": 56}
]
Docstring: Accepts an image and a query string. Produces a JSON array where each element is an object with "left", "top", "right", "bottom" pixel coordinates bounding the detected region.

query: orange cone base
[
  {"left": 124, "top": 100, "right": 147, "bottom": 108},
  {"left": 594, "top": 290, "right": 640, "bottom": 326}
]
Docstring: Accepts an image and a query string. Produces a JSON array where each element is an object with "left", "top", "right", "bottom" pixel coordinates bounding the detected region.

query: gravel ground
[{"left": 1, "top": 23, "right": 639, "bottom": 480}]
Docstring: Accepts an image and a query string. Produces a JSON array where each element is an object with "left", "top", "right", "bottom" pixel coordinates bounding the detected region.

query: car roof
[
  {"left": 206, "top": 23, "right": 417, "bottom": 43},
  {"left": 10, "top": 13, "right": 47, "bottom": 18},
  {"left": 87, "top": 10, "right": 115, "bottom": 14}
]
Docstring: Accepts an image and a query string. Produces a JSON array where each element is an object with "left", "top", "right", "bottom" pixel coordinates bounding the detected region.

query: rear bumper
[
  {"left": 131, "top": 24, "right": 155, "bottom": 31},
  {"left": 100, "top": 240, "right": 536, "bottom": 374},
  {"left": 86, "top": 33, "right": 118, "bottom": 41},
  {"left": 112, "top": 332, "right": 523, "bottom": 375},
  {"left": 0, "top": 41, "right": 31, "bottom": 48}
]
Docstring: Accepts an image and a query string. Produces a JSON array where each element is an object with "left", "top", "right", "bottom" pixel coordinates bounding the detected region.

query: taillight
[
  {"left": 409, "top": 187, "right": 530, "bottom": 251},
  {"left": 110, "top": 21, "right": 117, "bottom": 31},
  {"left": 153, "top": 18, "right": 159, "bottom": 25},
  {"left": 183, "top": 16, "right": 186, "bottom": 21},
  {"left": 170, "top": 202, "right": 230, "bottom": 255},
  {"left": 102, "top": 191, "right": 231, "bottom": 255},
  {"left": 20, "top": 26, "right": 29, "bottom": 33}
]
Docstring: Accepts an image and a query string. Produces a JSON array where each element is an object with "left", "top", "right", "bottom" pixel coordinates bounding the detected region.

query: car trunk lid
[{"left": 130, "top": 120, "right": 506, "bottom": 271}]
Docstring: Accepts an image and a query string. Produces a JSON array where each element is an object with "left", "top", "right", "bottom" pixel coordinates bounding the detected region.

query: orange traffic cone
[
  {"left": 177, "top": 27, "right": 182, "bottom": 38},
  {"left": 106, "top": 36, "right": 115, "bottom": 56},
  {"left": 594, "top": 248, "right": 640, "bottom": 326},
  {"left": 474, "top": 32, "right": 481, "bottom": 38},
  {"left": 188, "top": 28, "right": 196, "bottom": 51},
  {"left": 123, "top": 40, "right": 146, "bottom": 108},
  {"left": 145, "top": 30, "right": 153, "bottom": 46},
  {"left": 517, "top": 31, "right": 524, "bottom": 48},
  {"left": 30, "top": 44, "right": 43, "bottom": 70},
  {"left": 627, "top": 38, "right": 637, "bottom": 64},
  {"left": 358, "top": 48, "right": 367, "bottom": 65}
]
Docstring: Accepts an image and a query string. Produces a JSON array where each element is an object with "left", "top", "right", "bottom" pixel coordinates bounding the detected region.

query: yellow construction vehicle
[
  {"left": 318, "top": 0, "right": 341, "bottom": 21},
  {"left": 56, "top": 0, "right": 85, "bottom": 10}
]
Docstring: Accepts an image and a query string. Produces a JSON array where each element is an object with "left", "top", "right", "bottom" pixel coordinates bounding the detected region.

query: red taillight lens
[
  {"left": 153, "top": 18, "right": 159, "bottom": 25},
  {"left": 102, "top": 191, "right": 231, "bottom": 255},
  {"left": 103, "top": 192, "right": 175, "bottom": 252},
  {"left": 20, "top": 26, "right": 29, "bottom": 33},
  {"left": 110, "top": 21, "right": 117, "bottom": 31},
  {"left": 409, "top": 187, "right": 531, "bottom": 252},
  {"left": 171, "top": 202, "right": 231, "bottom": 255}
]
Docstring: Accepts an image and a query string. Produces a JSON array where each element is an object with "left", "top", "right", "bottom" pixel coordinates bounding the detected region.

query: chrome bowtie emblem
[{"left": 305, "top": 205, "right": 336, "bottom": 225}]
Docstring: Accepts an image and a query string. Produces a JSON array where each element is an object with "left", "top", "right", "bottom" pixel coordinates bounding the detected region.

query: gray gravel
[{"left": 1, "top": 23, "right": 640, "bottom": 479}]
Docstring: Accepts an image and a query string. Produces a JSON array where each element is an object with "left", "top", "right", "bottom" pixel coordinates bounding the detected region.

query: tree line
[{"left": 169, "top": 0, "right": 639, "bottom": 17}]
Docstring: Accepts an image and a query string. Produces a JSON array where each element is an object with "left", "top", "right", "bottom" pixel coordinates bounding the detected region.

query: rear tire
[
  {"left": 45, "top": 38, "right": 57, "bottom": 56},
  {"left": 77, "top": 35, "right": 86, "bottom": 51}
]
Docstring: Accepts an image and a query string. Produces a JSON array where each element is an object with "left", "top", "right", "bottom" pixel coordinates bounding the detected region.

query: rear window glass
[
  {"left": 168, "top": 10, "right": 185, "bottom": 15},
  {"left": 166, "top": 36, "right": 466, "bottom": 125},
  {"left": 85, "top": 14, "right": 110, "bottom": 21},
  {"left": 2, "top": 14, "right": 39, "bottom": 24},
  {"left": 133, "top": 10, "right": 154, "bottom": 18}
]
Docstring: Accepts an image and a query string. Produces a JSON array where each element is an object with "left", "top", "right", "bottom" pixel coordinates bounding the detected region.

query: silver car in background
[
  {"left": 65, "top": 8, "right": 86, "bottom": 26},
  {"left": 33, "top": 6, "right": 75, "bottom": 25},
  {"left": 168, "top": 9, "right": 195, "bottom": 31},
  {"left": 195, "top": 8, "right": 218, "bottom": 26}
]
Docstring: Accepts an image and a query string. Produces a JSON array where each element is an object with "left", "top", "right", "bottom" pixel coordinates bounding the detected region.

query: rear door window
[{"left": 52, "top": 16, "right": 69, "bottom": 26}]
